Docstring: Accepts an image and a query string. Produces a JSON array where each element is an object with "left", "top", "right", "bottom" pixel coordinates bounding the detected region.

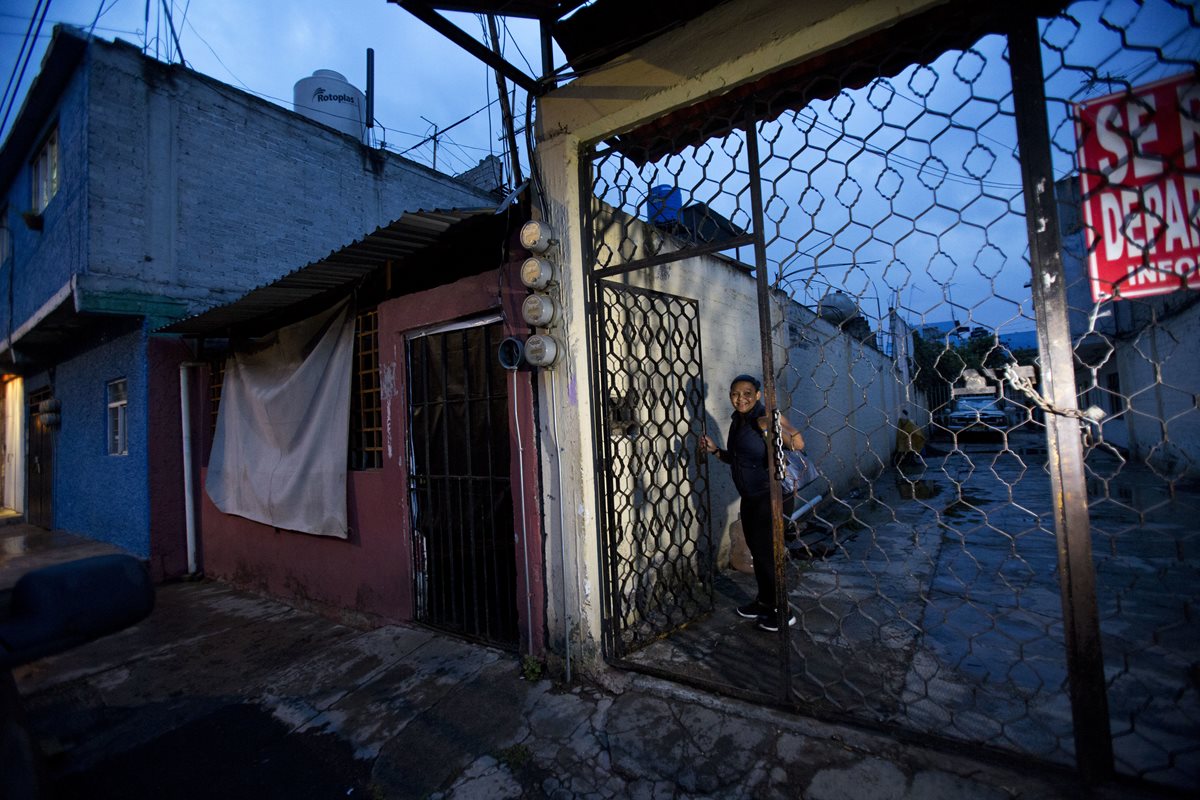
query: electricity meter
[
  {"left": 520, "top": 257, "right": 554, "bottom": 290},
  {"left": 522, "top": 294, "right": 558, "bottom": 327},
  {"left": 519, "top": 220, "right": 555, "bottom": 253},
  {"left": 524, "top": 335, "right": 560, "bottom": 367}
]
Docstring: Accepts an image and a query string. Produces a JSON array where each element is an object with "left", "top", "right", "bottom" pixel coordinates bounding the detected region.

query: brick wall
[{"left": 81, "top": 36, "right": 496, "bottom": 315}]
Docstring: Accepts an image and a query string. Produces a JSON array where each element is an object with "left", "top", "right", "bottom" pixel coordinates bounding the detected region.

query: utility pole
[{"left": 486, "top": 14, "right": 524, "bottom": 187}]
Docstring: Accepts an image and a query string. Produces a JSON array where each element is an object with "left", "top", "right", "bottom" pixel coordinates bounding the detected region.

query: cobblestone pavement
[
  {"left": 7, "top": 577, "right": 1177, "bottom": 799},
  {"left": 625, "top": 428, "right": 1199, "bottom": 791}
]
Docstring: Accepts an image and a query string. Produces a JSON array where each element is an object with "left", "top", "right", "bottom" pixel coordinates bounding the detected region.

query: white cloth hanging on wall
[{"left": 206, "top": 299, "right": 355, "bottom": 538}]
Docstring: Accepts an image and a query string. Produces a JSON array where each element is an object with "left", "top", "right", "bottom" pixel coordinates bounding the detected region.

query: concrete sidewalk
[{"left": 11, "top": 577, "right": 1167, "bottom": 800}]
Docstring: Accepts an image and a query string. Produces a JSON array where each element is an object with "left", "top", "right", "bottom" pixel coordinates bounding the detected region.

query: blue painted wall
[
  {"left": 0, "top": 61, "right": 89, "bottom": 337},
  {"left": 52, "top": 326, "right": 149, "bottom": 556}
]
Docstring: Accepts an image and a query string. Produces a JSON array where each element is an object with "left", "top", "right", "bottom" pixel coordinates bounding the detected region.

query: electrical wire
[
  {"left": 476, "top": 15, "right": 497, "bottom": 163},
  {"left": 0, "top": 0, "right": 51, "bottom": 142},
  {"left": 395, "top": 98, "right": 499, "bottom": 157},
  {"left": 180, "top": 11, "right": 250, "bottom": 91},
  {"left": 439, "top": 131, "right": 484, "bottom": 171},
  {"left": 0, "top": 0, "right": 48, "bottom": 122},
  {"left": 501, "top": 18, "right": 535, "bottom": 77},
  {"left": 86, "top": 0, "right": 117, "bottom": 38},
  {"left": 177, "top": 0, "right": 192, "bottom": 35},
  {"left": 159, "top": 0, "right": 185, "bottom": 66}
]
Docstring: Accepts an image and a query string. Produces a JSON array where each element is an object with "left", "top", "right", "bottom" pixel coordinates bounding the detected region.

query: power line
[
  {"left": 86, "top": 0, "right": 117, "bottom": 39},
  {"left": 180, "top": 11, "right": 250, "bottom": 92},
  {"left": 396, "top": 97, "right": 499, "bottom": 157},
  {"left": 159, "top": 0, "right": 185, "bottom": 66},
  {"left": 501, "top": 18, "right": 535, "bottom": 76},
  {"left": 0, "top": 10, "right": 135, "bottom": 35},
  {"left": 0, "top": 0, "right": 51, "bottom": 142}
]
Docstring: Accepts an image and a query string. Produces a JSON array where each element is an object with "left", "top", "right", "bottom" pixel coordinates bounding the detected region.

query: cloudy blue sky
[
  {"left": 1, "top": 0, "right": 546, "bottom": 177},
  {"left": 5, "top": 1, "right": 1195, "bottom": 336}
]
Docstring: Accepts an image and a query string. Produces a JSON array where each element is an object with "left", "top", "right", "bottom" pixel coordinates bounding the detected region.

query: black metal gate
[
  {"left": 408, "top": 319, "right": 518, "bottom": 648},
  {"left": 591, "top": 282, "right": 714, "bottom": 657},
  {"left": 581, "top": 0, "right": 1198, "bottom": 790}
]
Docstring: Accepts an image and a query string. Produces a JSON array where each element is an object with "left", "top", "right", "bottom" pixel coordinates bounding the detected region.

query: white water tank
[{"left": 293, "top": 69, "right": 366, "bottom": 143}]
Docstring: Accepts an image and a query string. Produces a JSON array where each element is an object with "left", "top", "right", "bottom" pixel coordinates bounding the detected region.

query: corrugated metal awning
[{"left": 159, "top": 207, "right": 494, "bottom": 335}]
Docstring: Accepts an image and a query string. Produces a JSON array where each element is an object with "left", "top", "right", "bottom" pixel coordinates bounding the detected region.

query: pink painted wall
[
  {"left": 197, "top": 261, "right": 546, "bottom": 650},
  {"left": 197, "top": 467, "right": 403, "bottom": 623}
]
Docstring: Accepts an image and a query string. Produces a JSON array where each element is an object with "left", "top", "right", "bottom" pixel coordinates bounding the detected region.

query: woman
[{"left": 702, "top": 374, "right": 804, "bottom": 632}]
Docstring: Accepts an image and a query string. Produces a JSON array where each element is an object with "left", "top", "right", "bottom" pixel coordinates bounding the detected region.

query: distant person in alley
[
  {"left": 895, "top": 408, "right": 927, "bottom": 466},
  {"left": 702, "top": 374, "right": 804, "bottom": 632}
]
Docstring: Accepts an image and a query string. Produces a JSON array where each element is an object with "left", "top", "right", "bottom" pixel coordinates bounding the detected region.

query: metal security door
[
  {"left": 408, "top": 319, "right": 518, "bottom": 648},
  {"left": 26, "top": 388, "right": 53, "bottom": 529},
  {"left": 591, "top": 281, "right": 713, "bottom": 658}
]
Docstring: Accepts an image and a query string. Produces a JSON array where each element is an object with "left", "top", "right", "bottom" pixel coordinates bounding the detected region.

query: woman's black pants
[{"left": 740, "top": 493, "right": 789, "bottom": 608}]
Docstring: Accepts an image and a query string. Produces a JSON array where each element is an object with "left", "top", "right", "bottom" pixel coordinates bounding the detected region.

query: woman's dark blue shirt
[{"left": 727, "top": 401, "right": 770, "bottom": 498}]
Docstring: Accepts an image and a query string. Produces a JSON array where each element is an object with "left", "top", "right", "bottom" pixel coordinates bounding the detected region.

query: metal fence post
[
  {"left": 744, "top": 108, "right": 793, "bottom": 701},
  {"left": 1007, "top": 15, "right": 1114, "bottom": 783}
]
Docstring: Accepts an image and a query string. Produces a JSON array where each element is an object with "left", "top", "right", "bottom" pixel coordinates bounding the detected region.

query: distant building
[
  {"left": 996, "top": 329, "right": 1038, "bottom": 353},
  {"left": 912, "top": 319, "right": 967, "bottom": 341},
  {"left": 0, "top": 26, "right": 495, "bottom": 575}
]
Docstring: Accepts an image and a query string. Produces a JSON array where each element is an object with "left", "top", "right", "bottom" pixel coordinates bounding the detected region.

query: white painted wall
[
  {"left": 1096, "top": 300, "right": 1200, "bottom": 475},
  {"left": 620, "top": 249, "right": 905, "bottom": 557}
]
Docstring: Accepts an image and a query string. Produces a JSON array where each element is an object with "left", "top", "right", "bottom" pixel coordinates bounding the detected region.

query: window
[
  {"left": 1105, "top": 371, "right": 1123, "bottom": 415},
  {"left": 107, "top": 379, "right": 128, "bottom": 456},
  {"left": 31, "top": 127, "right": 59, "bottom": 213},
  {"left": 350, "top": 308, "right": 382, "bottom": 470}
]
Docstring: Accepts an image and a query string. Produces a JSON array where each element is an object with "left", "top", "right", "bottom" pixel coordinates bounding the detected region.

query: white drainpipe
[{"left": 179, "top": 362, "right": 206, "bottom": 575}]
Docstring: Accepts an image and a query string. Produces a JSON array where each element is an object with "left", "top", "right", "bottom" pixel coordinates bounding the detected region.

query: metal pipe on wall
[
  {"left": 178, "top": 361, "right": 206, "bottom": 576},
  {"left": 511, "top": 369, "right": 534, "bottom": 656},
  {"left": 548, "top": 368, "right": 571, "bottom": 683}
]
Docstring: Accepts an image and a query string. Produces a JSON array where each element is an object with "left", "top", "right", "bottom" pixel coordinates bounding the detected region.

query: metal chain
[
  {"left": 771, "top": 407, "right": 787, "bottom": 481},
  {"left": 1003, "top": 364, "right": 1106, "bottom": 423}
]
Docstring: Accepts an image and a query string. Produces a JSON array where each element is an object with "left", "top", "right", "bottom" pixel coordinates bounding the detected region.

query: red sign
[{"left": 1076, "top": 72, "right": 1200, "bottom": 301}]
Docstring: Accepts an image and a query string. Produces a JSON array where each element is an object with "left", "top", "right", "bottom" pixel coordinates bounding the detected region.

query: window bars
[{"left": 351, "top": 308, "right": 383, "bottom": 471}]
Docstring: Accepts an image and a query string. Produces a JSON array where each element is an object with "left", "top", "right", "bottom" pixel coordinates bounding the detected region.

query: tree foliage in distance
[{"left": 910, "top": 332, "right": 1038, "bottom": 403}]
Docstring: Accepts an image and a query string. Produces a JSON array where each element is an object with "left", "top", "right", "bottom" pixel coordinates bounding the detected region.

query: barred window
[
  {"left": 1104, "top": 371, "right": 1122, "bottom": 415},
  {"left": 208, "top": 357, "right": 226, "bottom": 444},
  {"left": 350, "top": 308, "right": 382, "bottom": 470}
]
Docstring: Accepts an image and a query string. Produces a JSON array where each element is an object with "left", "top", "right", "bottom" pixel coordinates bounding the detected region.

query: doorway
[
  {"left": 26, "top": 387, "right": 54, "bottom": 529},
  {"left": 407, "top": 318, "right": 518, "bottom": 648}
]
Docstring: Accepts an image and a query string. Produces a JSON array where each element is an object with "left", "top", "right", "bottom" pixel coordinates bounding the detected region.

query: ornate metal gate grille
[
  {"left": 581, "top": 0, "right": 1198, "bottom": 789},
  {"left": 408, "top": 320, "right": 518, "bottom": 648},
  {"left": 591, "top": 282, "right": 713, "bottom": 657}
]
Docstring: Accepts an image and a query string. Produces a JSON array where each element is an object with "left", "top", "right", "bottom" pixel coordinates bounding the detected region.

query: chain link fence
[{"left": 582, "top": 0, "right": 1198, "bottom": 788}]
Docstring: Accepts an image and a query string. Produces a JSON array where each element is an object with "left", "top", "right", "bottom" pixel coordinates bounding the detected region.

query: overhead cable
[{"left": 0, "top": 0, "right": 51, "bottom": 142}]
